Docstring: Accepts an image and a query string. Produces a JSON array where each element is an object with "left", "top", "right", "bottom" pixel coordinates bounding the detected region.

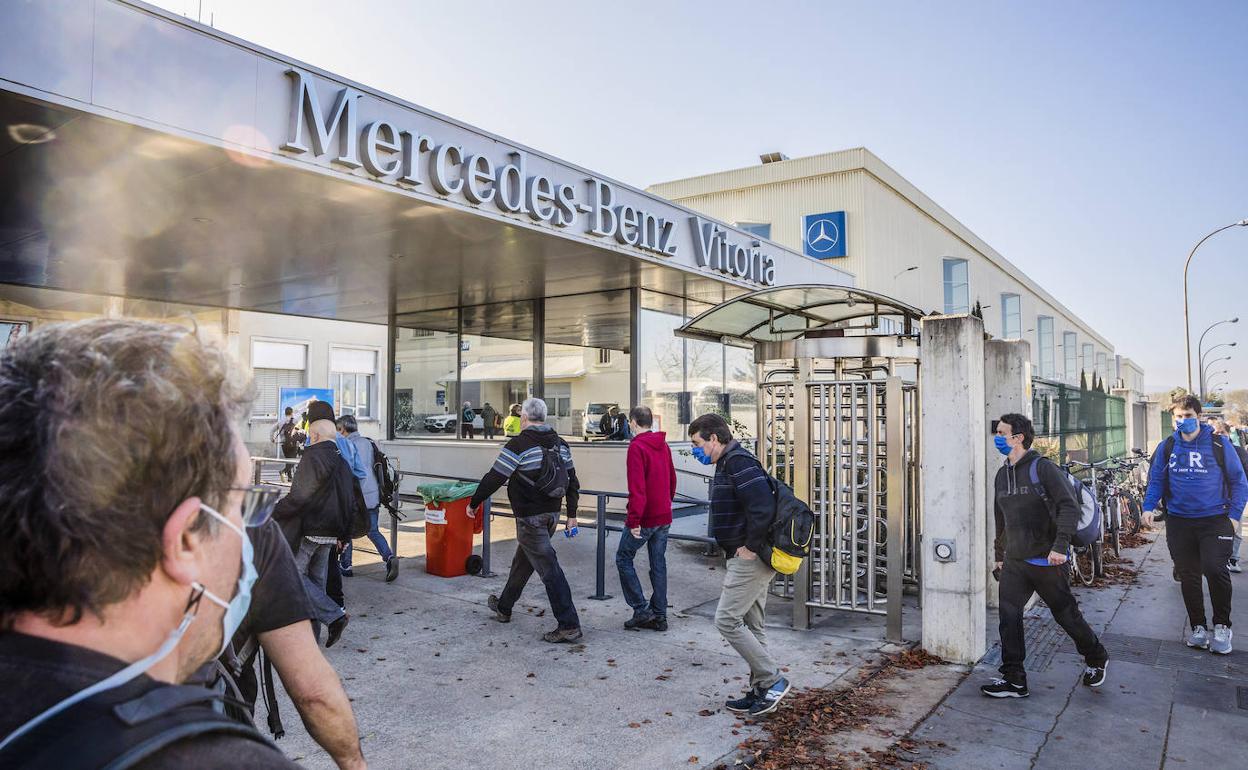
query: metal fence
[{"left": 1031, "top": 378, "right": 1127, "bottom": 465}]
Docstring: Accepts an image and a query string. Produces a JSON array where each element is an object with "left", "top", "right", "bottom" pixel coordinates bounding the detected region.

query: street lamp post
[
  {"left": 1200, "top": 341, "right": 1238, "bottom": 398},
  {"left": 1197, "top": 317, "right": 1239, "bottom": 395},
  {"left": 1184, "top": 222, "right": 1248, "bottom": 392},
  {"left": 892, "top": 265, "right": 919, "bottom": 280},
  {"left": 1203, "top": 356, "right": 1232, "bottom": 393}
]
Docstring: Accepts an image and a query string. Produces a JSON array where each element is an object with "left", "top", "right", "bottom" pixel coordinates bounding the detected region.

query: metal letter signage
[{"left": 280, "top": 69, "right": 776, "bottom": 286}]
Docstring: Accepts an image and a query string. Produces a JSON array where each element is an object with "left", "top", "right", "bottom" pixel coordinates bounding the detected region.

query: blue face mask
[
  {"left": 993, "top": 435, "right": 1012, "bottom": 455},
  {"left": 199, "top": 503, "right": 257, "bottom": 657},
  {"left": 1175, "top": 417, "right": 1199, "bottom": 434},
  {"left": 691, "top": 445, "right": 714, "bottom": 465}
]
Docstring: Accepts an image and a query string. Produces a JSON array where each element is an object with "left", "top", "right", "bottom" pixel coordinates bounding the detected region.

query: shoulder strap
[{"left": 1212, "top": 434, "right": 1229, "bottom": 496}]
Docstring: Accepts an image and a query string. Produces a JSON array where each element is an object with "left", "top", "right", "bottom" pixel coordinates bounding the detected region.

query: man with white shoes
[{"left": 1144, "top": 396, "right": 1248, "bottom": 655}]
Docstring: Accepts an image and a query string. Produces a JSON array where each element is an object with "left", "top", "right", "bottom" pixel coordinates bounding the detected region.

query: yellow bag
[{"left": 770, "top": 547, "right": 803, "bottom": 575}]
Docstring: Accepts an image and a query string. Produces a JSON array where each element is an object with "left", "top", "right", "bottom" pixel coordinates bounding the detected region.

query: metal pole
[
  {"left": 629, "top": 288, "right": 641, "bottom": 408},
  {"left": 532, "top": 297, "right": 545, "bottom": 400},
  {"left": 389, "top": 456, "right": 400, "bottom": 556},
  {"left": 791, "top": 357, "right": 812, "bottom": 630},
  {"left": 588, "top": 494, "right": 613, "bottom": 600},
  {"left": 1197, "top": 320, "right": 1238, "bottom": 399},
  {"left": 1184, "top": 222, "right": 1246, "bottom": 392},
  {"left": 253, "top": 460, "right": 262, "bottom": 485},
  {"left": 885, "top": 376, "right": 904, "bottom": 643},
  {"left": 477, "top": 498, "right": 496, "bottom": 578}
]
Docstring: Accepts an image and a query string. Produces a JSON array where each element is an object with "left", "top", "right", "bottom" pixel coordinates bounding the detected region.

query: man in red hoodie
[{"left": 616, "top": 405, "right": 678, "bottom": 631}]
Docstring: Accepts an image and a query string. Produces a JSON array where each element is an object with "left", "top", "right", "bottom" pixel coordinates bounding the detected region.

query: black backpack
[
  {"left": 278, "top": 421, "right": 300, "bottom": 455},
  {"left": 516, "top": 439, "right": 570, "bottom": 498},
  {"left": 765, "top": 476, "right": 815, "bottom": 574},
  {"left": 367, "top": 439, "right": 403, "bottom": 517},
  {"left": 0, "top": 682, "right": 274, "bottom": 769}
]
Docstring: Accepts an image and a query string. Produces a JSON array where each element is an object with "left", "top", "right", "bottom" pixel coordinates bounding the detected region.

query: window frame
[
  {"left": 942, "top": 258, "right": 969, "bottom": 314},
  {"left": 1000, "top": 293, "right": 1021, "bottom": 339},
  {"left": 1036, "top": 316, "right": 1055, "bottom": 379},
  {"left": 329, "top": 345, "right": 380, "bottom": 421},
  {"left": 249, "top": 337, "right": 310, "bottom": 421}
]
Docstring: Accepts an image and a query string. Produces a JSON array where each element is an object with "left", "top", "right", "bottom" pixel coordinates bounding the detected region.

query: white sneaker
[
  {"left": 1186, "top": 625, "right": 1210, "bottom": 649},
  {"left": 1210, "top": 625, "right": 1233, "bottom": 655},
  {"left": 1229, "top": 559, "right": 1243, "bottom": 574}
]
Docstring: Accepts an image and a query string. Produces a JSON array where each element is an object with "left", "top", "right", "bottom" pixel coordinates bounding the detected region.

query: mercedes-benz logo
[{"left": 805, "top": 217, "right": 840, "bottom": 254}]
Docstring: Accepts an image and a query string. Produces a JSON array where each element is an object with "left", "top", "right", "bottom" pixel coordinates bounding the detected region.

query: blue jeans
[
  {"left": 340, "top": 506, "right": 393, "bottom": 568},
  {"left": 615, "top": 525, "right": 669, "bottom": 618}
]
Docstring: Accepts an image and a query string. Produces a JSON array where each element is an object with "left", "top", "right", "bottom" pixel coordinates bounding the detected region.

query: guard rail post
[
  {"left": 478, "top": 498, "right": 496, "bottom": 578},
  {"left": 588, "top": 494, "right": 612, "bottom": 601},
  {"left": 253, "top": 460, "right": 262, "bottom": 485}
]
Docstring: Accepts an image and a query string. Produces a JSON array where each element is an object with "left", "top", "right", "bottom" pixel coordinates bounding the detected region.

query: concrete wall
[
  {"left": 919, "top": 314, "right": 987, "bottom": 663},
  {"left": 983, "top": 339, "right": 1032, "bottom": 609}
]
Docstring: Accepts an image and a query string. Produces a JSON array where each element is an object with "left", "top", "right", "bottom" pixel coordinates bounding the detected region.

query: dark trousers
[
  {"left": 497, "top": 513, "right": 580, "bottom": 630},
  {"left": 326, "top": 548, "right": 344, "bottom": 609},
  {"left": 999, "top": 559, "right": 1106, "bottom": 684},
  {"left": 1166, "top": 515, "right": 1235, "bottom": 629},
  {"left": 462, "top": 423, "right": 475, "bottom": 439},
  {"left": 483, "top": 424, "right": 497, "bottom": 440},
  {"left": 615, "top": 525, "right": 670, "bottom": 618}
]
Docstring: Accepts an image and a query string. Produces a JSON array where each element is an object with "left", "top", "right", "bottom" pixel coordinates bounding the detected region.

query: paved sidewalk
[{"left": 912, "top": 524, "right": 1248, "bottom": 769}]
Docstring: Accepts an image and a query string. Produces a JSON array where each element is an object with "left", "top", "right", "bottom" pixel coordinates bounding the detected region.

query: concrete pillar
[
  {"left": 919, "top": 314, "right": 987, "bottom": 664},
  {"left": 983, "top": 339, "right": 1032, "bottom": 609}
]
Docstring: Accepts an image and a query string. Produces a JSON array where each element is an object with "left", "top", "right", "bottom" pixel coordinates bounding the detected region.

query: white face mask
[{"left": 0, "top": 504, "right": 252, "bottom": 752}]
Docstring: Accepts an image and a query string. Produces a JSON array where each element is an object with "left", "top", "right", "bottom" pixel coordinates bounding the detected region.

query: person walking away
[
  {"left": 689, "top": 413, "right": 792, "bottom": 717},
  {"left": 982, "top": 413, "right": 1109, "bottom": 699},
  {"left": 0, "top": 318, "right": 297, "bottom": 767},
  {"left": 304, "top": 401, "right": 367, "bottom": 613},
  {"left": 1212, "top": 419, "right": 1248, "bottom": 573},
  {"left": 1144, "top": 396, "right": 1248, "bottom": 654},
  {"left": 461, "top": 401, "right": 476, "bottom": 439},
  {"left": 270, "top": 407, "right": 303, "bottom": 482},
  {"left": 469, "top": 398, "right": 583, "bottom": 643},
  {"left": 616, "top": 406, "right": 676, "bottom": 631},
  {"left": 481, "top": 402, "right": 499, "bottom": 440},
  {"left": 504, "top": 403, "right": 522, "bottom": 437},
  {"left": 336, "top": 415, "right": 399, "bottom": 582},
  {"left": 272, "top": 420, "right": 353, "bottom": 648}
]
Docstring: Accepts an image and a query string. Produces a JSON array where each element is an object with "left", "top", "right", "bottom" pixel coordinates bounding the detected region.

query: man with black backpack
[
  {"left": 1143, "top": 396, "right": 1248, "bottom": 655},
  {"left": 689, "top": 413, "right": 793, "bottom": 718},
  {"left": 469, "top": 397, "right": 583, "bottom": 643},
  {"left": 982, "top": 413, "right": 1109, "bottom": 699},
  {"left": 336, "top": 414, "right": 399, "bottom": 583},
  {"left": 270, "top": 407, "right": 303, "bottom": 482}
]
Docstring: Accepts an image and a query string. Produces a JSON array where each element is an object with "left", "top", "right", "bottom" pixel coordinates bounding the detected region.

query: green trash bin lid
[{"left": 416, "top": 481, "right": 479, "bottom": 504}]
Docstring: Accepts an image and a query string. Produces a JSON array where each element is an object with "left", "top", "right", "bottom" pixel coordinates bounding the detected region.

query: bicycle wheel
[
  {"left": 1092, "top": 542, "right": 1105, "bottom": 579},
  {"left": 1109, "top": 498, "right": 1122, "bottom": 558},
  {"left": 1073, "top": 546, "right": 1096, "bottom": 586},
  {"left": 1124, "top": 495, "right": 1143, "bottom": 535}
]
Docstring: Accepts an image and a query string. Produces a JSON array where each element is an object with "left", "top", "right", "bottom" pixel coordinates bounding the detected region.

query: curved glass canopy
[{"left": 677, "top": 284, "right": 924, "bottom": 345}]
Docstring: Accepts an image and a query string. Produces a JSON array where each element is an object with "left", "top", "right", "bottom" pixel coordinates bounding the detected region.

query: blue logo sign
[{"left": 803, "top": 211, "right": 847, "bottom": 258}]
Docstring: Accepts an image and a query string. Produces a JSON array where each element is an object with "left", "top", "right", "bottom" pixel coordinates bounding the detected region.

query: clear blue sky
[{"left": 153, "top": 0, "right": 1248, "bottom": 393}]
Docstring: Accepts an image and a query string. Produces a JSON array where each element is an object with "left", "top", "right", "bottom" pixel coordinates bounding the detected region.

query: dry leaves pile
[
  {"left": 1116, "top": 531, "right": 1153, "bottom": 550},
  {"left": 719, "top": 648, "right": 946, "bottom": 770}
]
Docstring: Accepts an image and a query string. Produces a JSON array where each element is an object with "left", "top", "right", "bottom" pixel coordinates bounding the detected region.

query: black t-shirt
[
  {"left": 233, "top": 519, "right": 314, "bottom": 645},
  {"left": 0, "top": 632, "right": 298, "bottom": 768}
]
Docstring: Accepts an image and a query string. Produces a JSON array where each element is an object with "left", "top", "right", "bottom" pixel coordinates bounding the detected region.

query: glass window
[
  {"left": 1, "top": 320, "right": 30, "bottom": 350},
  {"left": 942, "top": 258, "right": 969, "bottom": 314},
  {"left": 250, "top": 340, "right": 307, "bottom": 418},
  {"left": 331, "top": 348, "right": 377, "bottom": 418},
  {"left": 1037, "top": 316, "right": 1055, "bottom": 379},
  {"left": 1081, "top": 343, "right": 1094, "bottom": 384},
  {"left": 545, "top": 292, "right": 630, "bottom": 440},
  {"left": 737, "top": 222, "right": 771, "bottom": 240},
  {"left": 1064, "top": 332, "right": 1078, "bottom": 384},
  {"left": 725, "top": 344, "right": 758, "bottom": 441},
  {"left": 1000, "top": 294, "right": 1021, "bottom": 339},
  {"left": 1096, "top": 352, "right": 1107, "bottom": 384},
  {"left": 462, "top": 301, "right": 535, "bottom": 440},
  {"left": 638, "top": 291, "right": 688, "bottom": 435},
  {"left": 393, "top": 316, "right": 458, "bottom": 438}
]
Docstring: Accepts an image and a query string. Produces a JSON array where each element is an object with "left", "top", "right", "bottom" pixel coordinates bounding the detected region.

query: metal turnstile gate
[{"left": 760, "top": 365, "right": 920, "bottom": 639}]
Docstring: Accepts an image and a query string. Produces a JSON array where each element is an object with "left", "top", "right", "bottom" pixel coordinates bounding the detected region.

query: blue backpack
[{"left": 1027, "top": 457, "right": 1102, "bottom": 547}]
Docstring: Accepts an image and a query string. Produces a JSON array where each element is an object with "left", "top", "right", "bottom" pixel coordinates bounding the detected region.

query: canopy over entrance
[{"left": 676, "top": 284, "right": 925, "bottom": 346}]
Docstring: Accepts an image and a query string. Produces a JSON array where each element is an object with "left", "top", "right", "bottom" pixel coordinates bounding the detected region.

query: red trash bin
[{"left": 424, "top": 497, "right": 482, "bottom": 577}]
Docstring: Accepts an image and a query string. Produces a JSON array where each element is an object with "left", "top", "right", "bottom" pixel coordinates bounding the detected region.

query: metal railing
[{"left": 396, "top": 469, "right": 717, "bottom": 601}]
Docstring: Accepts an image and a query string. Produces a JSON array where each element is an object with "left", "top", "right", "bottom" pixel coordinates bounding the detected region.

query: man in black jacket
[
  {"left": 470, "top": 398, "right": 583, "bottom": 643},
  {"left": 983, "top": 413, "right": 1108, "bottom": 698},
  {"left": 691, "top": 413, "right": 792, "bottom": 718},
  {"left": 272, "top": 420, "right": 352, "bottom": 648}
]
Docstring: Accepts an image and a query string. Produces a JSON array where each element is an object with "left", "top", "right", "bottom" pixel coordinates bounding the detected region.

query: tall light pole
[
  {"left": 1197, "top": 317, "right": 1238, "bottom": 393},
  {"left": 1185, "top": 222, "right": 1248, "bottom": 392},
  {"left": 1201, "top": 341, "right": 1238, "bottom": 398},
  {"left": 1203, "top": 356, "right": 1232, "bottom": 396}
]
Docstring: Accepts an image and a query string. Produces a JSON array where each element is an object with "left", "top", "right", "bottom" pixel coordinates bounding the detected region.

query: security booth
[{"left": 677, "top": 285, "right": 924, "bottom": 641}]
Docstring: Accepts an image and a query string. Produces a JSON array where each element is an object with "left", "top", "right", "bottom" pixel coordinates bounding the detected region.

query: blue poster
[
  {"left": 803, "top": 211, "right": 847, "bottom": 258},
  {"left": 280, "top": 387, "right": 335, "bottom": 419}
]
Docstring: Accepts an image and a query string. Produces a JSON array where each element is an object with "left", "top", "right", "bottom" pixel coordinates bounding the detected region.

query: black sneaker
[
  {"left": 325, "top": 613, "right": 349, "bottom": 649},
  {"left": 725, "top": 688, "right": 761, "bottom": 713},
  {"left": 487, "top": 594, "right": 511, "bottom": 623},
  {"left": 1082, "top": 662, "right": 1108, "bottom": 688},
  {"left": 748, "top": 677, "right": 792, "bottom": 716},
  {"left": 385, "top": 557, "right": 399, "bottom": 583},
  {"left": 643, "top": 616, "right": 668, "bottom": 632},
  {"left": 980, "top": 678, "right": 1028, "bottom": 698},
  {"left": 624, "top": 611, "right": 655, "bottom": 630},
  {"left": 339, "top": 566, "right": 354, "bottom": 577}
]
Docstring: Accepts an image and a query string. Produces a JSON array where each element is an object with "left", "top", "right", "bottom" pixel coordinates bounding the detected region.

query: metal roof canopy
[{"left": 676, "top": 284, "right": 924, "bottom": 347}]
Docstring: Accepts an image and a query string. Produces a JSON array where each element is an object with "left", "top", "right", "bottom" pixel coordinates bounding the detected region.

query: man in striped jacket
[
  {"left": 469, "top": 397, "right": 583, "bottom": 643},
  {"left": 689, "top": 413, "right": 792, "bottom": 717}
]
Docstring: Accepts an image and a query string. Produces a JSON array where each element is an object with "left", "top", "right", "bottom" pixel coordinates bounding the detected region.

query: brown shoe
[
  {"left": 542, "top": 627, "right": 583, "bottom": 643},
  {"left": 487, "top": 594, "right": 511, "bottom": 623}
]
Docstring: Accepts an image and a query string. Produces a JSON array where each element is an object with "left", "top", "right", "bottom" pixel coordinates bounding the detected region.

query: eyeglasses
[{"left": 228, "top": 484, "right": 284, "bottom": 527}]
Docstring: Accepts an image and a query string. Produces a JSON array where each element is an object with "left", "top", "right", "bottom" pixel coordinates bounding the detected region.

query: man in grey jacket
[{"left": 336, "top": 415, "right": 399, "bottom": 583}]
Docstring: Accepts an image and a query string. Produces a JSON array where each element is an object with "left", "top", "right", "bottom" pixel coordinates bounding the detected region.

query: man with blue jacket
[{"left": 1144, "top": 395, "right": 1248, "bottom": 655}]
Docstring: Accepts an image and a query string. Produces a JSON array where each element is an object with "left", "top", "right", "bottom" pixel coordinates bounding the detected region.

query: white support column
[
  {"left": 919, "top": 314, "right": 987, "bottom": 664},
  {"left": 983, "top": 339, "right": 1032, "bottom": 609}
]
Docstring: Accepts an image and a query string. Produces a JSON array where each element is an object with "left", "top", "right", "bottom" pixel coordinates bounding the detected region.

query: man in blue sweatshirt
[{"left": 1144, "top": 395, "right": 1248, "bottom": 655}]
